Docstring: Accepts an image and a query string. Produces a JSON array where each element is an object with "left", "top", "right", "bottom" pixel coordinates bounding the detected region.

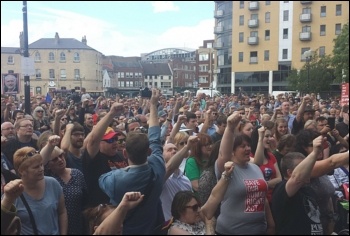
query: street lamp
[{"left": 303, "top": 50, "right": 312, "bottom": 94}]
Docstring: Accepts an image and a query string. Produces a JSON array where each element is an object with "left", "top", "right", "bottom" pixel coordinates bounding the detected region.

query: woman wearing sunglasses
[
  {"left": 12, "top": 146, "right": 68, "bottom": 235},
  {"left": 32, "top": 106, "right": 50, "bottom": 135},
  {"left": 40, "top": 135, "right": 87, "bottom": 235},
  {"left": 169, "top": 162, "right": 234, "bottom": 235}
]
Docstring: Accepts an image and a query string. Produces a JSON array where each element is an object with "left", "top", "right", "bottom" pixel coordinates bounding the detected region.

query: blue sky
[{"left": 1, "top": 1, "right": 215, "bottom": 56}]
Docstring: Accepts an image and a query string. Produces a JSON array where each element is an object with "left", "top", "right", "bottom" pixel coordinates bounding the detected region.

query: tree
[
  {"left": 287, "top": 52, "right": 335, "bottom": 94},
  {"left": 332, "top": 23, "right": 349, "bottom": 82}
]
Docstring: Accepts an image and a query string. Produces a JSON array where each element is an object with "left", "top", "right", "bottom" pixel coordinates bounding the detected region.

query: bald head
[{"left": 163, "top": 143, "right": 178, "bottom": 163}]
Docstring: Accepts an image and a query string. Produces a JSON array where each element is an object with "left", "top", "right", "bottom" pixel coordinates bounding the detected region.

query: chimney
[
  {"left": 82, "top": 35, "right": 87, "bottom": 45},
  {"left": 55, "top": 32, "right": 59, "bottom": 44}
]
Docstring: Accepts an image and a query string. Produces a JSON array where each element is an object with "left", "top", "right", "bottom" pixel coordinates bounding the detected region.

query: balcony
[
  {"left": 214, "top": 10, "right": 224, "bottom": 18},
  {"left": 248, "top": 36, "right": 259, "bottom": 45},
  {"left": 248, "top": 19, "right": 259, "bottom": 28},
  {"left": 250, "top": 57, "right": 258, "bottom": 64},
  {"left": 214, "top": 26, "right": 224, "bottom": 34},
  {"left": 213, "top": 42, "right": 223, "bottom": 48},
  {"left": 299, "top": 13, "right": 312, "bottom": 22},
  {"left": 299, "top": 32, "right": 312, "bottom": 41},
  {"left": 300, "top": 1, "right": 312, "bottom": 4},
  {"left": 249, "top": 1, "right": 259, "bottom": 10}
]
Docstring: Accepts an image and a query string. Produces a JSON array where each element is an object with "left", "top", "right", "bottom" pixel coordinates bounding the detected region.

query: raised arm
[
  {"left": 167, "top": 114, "right": 186, "bottom": 144},
  {"left": 285, "top": 135, "right": 323, "bottom": 197},
  {"left": 93, "top": 192, "right": 144, "bottom": 235},
  {"left": 200, "top": 110, "right": 212, "bottom": 134},
  {"left": 60, "top": 123, "right": 73, "bottom": 152},
  {"left": 295, "top": 95, "right": 310, "bottom": 123},
  {"left": 217, "top": 112, "right": 242, "bottom": 174},
  {"left": 164, "top": 136, "right": 198, "bottom": 181},
  {"left": 86, "top": 102, "right": 124, "bottom": 159},
  {"left": 311, "top": 150, "right": 349, "bottom": 178},
  {"left": 252, "top": 126, "right": 267, "bottom": 166},
  {"left": 201, "top": 161, "right": 234, "bottom": 220},
  {"left": 40, "top": 135, "right": 61, "bottom": 166},
  {"left": 53, "top": 109, "right": 65, "bottom": 136}
]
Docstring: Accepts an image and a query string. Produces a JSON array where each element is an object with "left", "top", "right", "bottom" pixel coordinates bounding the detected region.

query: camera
[{"left": 140, "top": 87, "right": 152, "bottom": 98}]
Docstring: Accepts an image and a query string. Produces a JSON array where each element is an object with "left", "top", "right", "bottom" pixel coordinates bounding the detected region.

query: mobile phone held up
[
  {"left": 327, "top": 117, "right": 336, "bottom": 130},
  {"left": 140, "top": 87, "right": 152, "bottom": 98}
]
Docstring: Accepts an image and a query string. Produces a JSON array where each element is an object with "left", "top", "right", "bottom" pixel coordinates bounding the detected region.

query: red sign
[{"left": 341, "top": 83, "right": 349, "bottom": 106}]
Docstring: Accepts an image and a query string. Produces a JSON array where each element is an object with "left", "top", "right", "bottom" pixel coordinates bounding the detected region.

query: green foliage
[
  {"left": 287, "top": 52, "right": 335, "bottom": 94},
  {"left": 332, "top": 23, "right": 349, "bottom": 82}
]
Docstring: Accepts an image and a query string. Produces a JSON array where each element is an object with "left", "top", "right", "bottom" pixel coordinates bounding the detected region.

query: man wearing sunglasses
[
  {"left": 99, "top": 89, "right": 166, "bottom": 235},
  {"left": 81, "top": 102, "right": 128, "bottom": 208}
]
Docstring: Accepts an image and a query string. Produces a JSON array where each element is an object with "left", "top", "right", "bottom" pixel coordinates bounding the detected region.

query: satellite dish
[{"left": 48, "top": 81, "right": 56, "bottom": 87}]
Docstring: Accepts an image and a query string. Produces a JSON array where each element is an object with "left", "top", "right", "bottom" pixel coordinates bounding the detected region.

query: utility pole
[{"left": 23, "top": 1, "right": 30, "bottom": 114}]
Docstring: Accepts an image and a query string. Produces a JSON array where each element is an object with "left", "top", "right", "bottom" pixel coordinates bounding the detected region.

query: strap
[{"left": 20, "top": 194, "right": 38, "bottom": 235}]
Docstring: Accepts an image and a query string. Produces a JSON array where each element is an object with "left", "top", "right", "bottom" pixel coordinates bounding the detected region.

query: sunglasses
[
  {"left": 26, "top": 150, "right": 40, "bottom": 157},
  {"left": 127, "top": 117, "right": 140, "bottom": 124},
  {"left": 179, "top": 141, "right": 187, "bottom": 146},
  {"left": 102, "top": 137, "right": 118, "bottom": 144},
  {"left": 36, "top": 110, "right": 44, "bottom": 113},
  {"left": 185, "top": 204, "right": 200, "bottom": 212}
]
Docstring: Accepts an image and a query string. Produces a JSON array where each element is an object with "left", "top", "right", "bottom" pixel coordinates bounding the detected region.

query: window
[
  {"left": 320, "top": 25, "right": 326, "bottom": 36},
  {"left": 265, "top": 30, "right": 270, "bottom": 40},
  {"left": 250, "top": 51, "right": 258, "bottom": 64},
  {"left": 251, "top": 13, "right": 258, "bottom": 20},
  {"left": 36, "top": 87, "right": 41, "bottom": 95},
  {"left": 319, "top": 46, "right": 325, "bottom": 57},
  {"left": 7, "top": 56, "right": 14, "bottom": 64},
  {"left": 49, "top": 69, "right": 55, "bottom": 80},
  {"left": 283, "top": 10, "right": 289, "bottom": 21},
  {"left": 282, "top": 49, "right": 288, "bottom": 59},
  {"left": 130, "top": 81, "right": 134, "bottom": 87},
  {"left": 35, "top": 52, "right": 41, "bottom": 62},
  {"left": 239, "top": 32, "right": 244, "bottom": 42},
  {"left": 301, "top": 47, "right": 311, "bottom": 60},
  {"left": 8, "top": 70, "right": 14, "bottom": 74},
  {"left": 250, "top": 31, "right": 258, "bottom": 37},
  {"left": 266, "top": 1, "right": 270, "bottom": 5},
  {"left": 264, "top": 50, "right": 269, "bottom": 61},
  {"left": 335, "top": 24, "right": 341, "bottom": 35},
  {"left": 35, "top": 69, "right": 41, "bottom": 80},
  {"left": 302, "top": 25, "right": 311, "bottom": 32},
  {"left": 336, "top": 4, "right": 342, "bottom": 16},
  {"left": 199, "top": 53, "right": 209, "bottom": 61},
  {"left": 60, "top": 52, "right": 66, "bottom": 61},
  {"left": 320, "top": 6, "right": 326, "bottom": 17},
  {"left": 74, "top": 52, "right": 80, "bottom": 62},
  {"left": 283, "top": 28, "right": 288, "bottom": 39},
  {"left": 302, "top": 7, "right": 311, "bottom": 14},
  {"left": 60, "top": 69, "right": 66, "bottom": 80},
  {"left": 265, "top": 12, "right": 270, "bottom": 23},
  {"left": 74, "top": 69, "right": 80, "bottom": 80},
  {"left": 239, "top": 15, "right": 244, "bottom": 25},
  {"left": 240, "top": 1, "right": 244, "bottom": 9},
  {"left": 49, "top": 52, "right": 55, "bottom": 61},
  {"left": 238, "top": 52, "right": 243, "bottom": 62}
]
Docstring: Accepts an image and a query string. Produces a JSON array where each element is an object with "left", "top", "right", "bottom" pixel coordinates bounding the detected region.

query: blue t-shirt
[{"left": 14, "top": 176, "right": 63, "bottom": 235}]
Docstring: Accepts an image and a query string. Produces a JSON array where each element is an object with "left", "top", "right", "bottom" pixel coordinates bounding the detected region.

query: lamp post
[
  {"left": 22, "top": 1, "right": 30, "bottom": 114},
  {"left": 303, "top": 50, "right": 312, "bottom": 94}
]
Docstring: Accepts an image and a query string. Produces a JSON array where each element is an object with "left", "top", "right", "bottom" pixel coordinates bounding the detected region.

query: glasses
[
  {"left": 71, "top": 132, "right": 85, "bottom": 138},
  {"left": 102, "top": 137, "right": 118, "bottom": 144},
  {"left": 212, "top": 113, "right": 217, "bottom": 115},
  {"left": 36, "top": 110, "right": 44, "bottom": 113},
  {"left": 117, "top": 138, "right": 126, "bottom": 144},
  {"left": 2, "top": 127, "right": 14, "bottom": 131},
  {"left": 20, "top": 124, "right": 33, "bottom": 128},
  {"left": 50, "top": 153, "right": 65, "bottom": 163},
  {"left": 179, "top": 141, "right": 187, "bottom": 146},
  {"left": 185, "top": 204, "right": 200, "bottom": 212}
]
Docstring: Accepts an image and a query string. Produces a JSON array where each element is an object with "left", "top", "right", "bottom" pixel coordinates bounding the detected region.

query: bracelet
[{"left": 221, "top": 172, "right": 232, "bottom": 181}]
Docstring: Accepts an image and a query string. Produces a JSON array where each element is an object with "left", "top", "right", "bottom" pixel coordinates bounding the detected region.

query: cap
[
  {"left": 158, "top": 110, "right": 167, "bottom": 117},
  {"left": 304, "top": 105, "right": 315, "bottom": 113},
  {"left": 102, "top": 127, "right": 118, "bottom": 140}
]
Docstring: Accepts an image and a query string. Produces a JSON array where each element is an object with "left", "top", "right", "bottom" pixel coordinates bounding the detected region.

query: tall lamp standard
[{"left": 303, "top": 50, "right": 312, "bottom": 94}]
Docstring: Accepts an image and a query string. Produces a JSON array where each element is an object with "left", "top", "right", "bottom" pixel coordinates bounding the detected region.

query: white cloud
[
  {"left": 1, "top": 7, "right": 214, "bottom": 57},
  {"left": 151, "top": 1, "right": 180, "bottom": 13}
]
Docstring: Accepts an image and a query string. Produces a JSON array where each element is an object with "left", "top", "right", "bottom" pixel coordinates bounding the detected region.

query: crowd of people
[{"left": 1, "top": 88, "right": 349, "bottom": 235}]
